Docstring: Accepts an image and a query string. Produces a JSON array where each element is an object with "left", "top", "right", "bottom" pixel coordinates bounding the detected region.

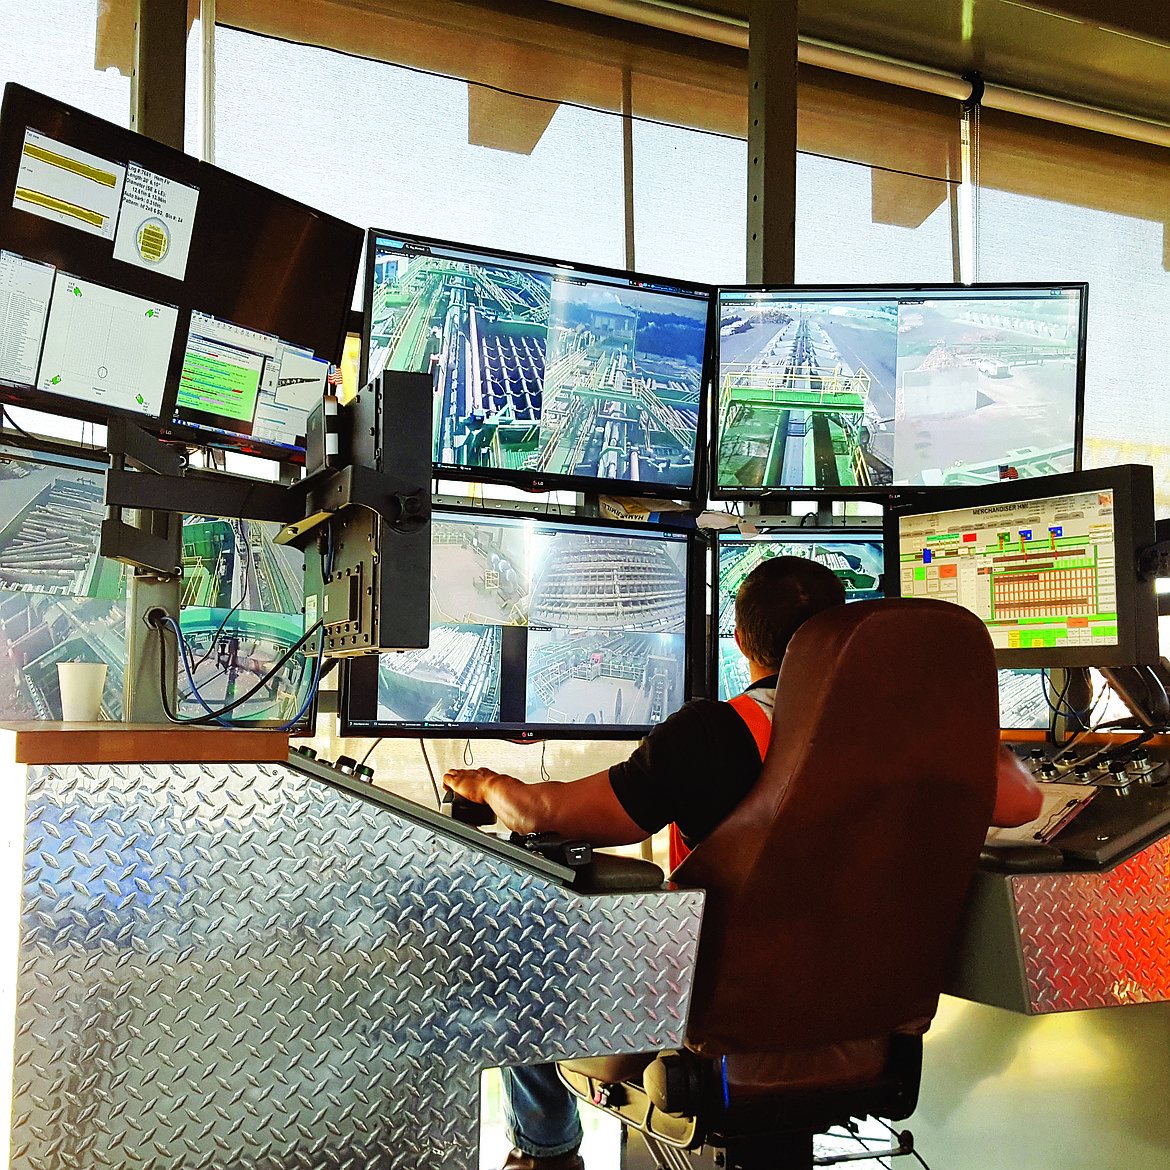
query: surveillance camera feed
[
  {"left": 998, "top": 668, "right": 1049, "bottom": 730},
  {"left": 365, "top": 234, "right": 710, "bottom": 495},
  {"left": 0, "top": 444, "right": 311, "bottom": 725},
  {"left": 178, "top": 515, "right": 313, "bottom": 726},
  {"left": 369, "top": 511, "right": 691, "bottom": 735},
  {"left": 715, "top": 285, "right": 1083, "bottom": 493},
  {"left": 715, "top": 529, "right": 883, "bottom": 698}
]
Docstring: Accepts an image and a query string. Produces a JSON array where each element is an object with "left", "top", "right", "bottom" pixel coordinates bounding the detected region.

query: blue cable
[
  {"left": 165, "top": 528, "right": 331, "bottom": 730},
  {"left": 1041, "top": 669, "right": 1089, "bottom": 720},
  {"left": 720, "top": 1055, "right": 729, "bottom": 1110},
  {"left": 275, "top": 622, "right": 326, "bottom": 731},
  {"left": 163, "top": 616, "right": 232, "bottom": 726},
  {"left": 167, "top": 613, "right": 324, "bottom": 731}
]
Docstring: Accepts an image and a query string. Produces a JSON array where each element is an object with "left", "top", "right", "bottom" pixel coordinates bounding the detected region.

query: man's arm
[
  {"left": 443, "top": 766, "right": 648, "bottom": 846},
  {"left": 992, "top": 744, "right": 1044, "bottom": 827}
]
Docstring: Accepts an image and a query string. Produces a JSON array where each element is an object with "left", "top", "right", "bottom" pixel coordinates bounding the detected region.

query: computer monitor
[
  {"left": 997, "top": 668, "right": 1050, "bottom": 731},
  {"left": 362, "top": 230, "right": 714, "bottom": 500},
  {"left": 884, "top": 464, "right": 1158, "bottom": 669},
  {"left": 0, "top": 438, "right": 315, "bottom": 728},
  {"left": 0, "top": 83, "right": 362, "bottom": 460},
  {"left": 713, "top": 526, "right": 884, "bottom": 698},
  {"left": 341, "top": 507, "right": 704, "bottom": 738},
  {"left": 713, "top": 283, "right": 1087, "bottom": 497}
]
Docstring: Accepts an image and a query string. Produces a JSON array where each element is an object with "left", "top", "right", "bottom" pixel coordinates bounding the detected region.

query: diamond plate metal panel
[
  {"left": 9, "top": 761, "right": 703, "bottom": 1170},
  {"left": 1013, "top": 836, "right": 1170, "bottom": 1014}
]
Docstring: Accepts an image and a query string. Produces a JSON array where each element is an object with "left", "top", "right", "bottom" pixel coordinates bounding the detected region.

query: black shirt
[{"left": 608, "top": 676, "right": 778, "bottom": 846}]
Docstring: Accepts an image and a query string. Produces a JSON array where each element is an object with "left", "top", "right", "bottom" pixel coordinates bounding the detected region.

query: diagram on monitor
[
  {"left": 14, "top": 130, "right": 125, "bottom": 240},
  {"left": 897, "top": 488, "right": 1118, "bottom": 650},
  {"left": 37, "top": 272, "right": 177, "bottom": 417}
]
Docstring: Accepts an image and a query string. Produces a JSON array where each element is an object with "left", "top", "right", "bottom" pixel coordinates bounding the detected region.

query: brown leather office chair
[{"left": 560, "top": 598, "right": 999, "bottom": 1169}]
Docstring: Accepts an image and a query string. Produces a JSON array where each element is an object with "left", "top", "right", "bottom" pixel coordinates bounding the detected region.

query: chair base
[{"left": 559, "top": 1036, "right": 923, "bottom": 1170}]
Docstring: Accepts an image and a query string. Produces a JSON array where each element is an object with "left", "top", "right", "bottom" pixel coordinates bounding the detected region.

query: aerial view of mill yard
[
  {"left": 367, "top": 249, "right": 706, "bottom": 488},
  {"left": 0, "top": 456, "right": 308, "bottom": 723},
  {"left": 716, "top": 293, "right": 1080, "bottom": 490},
  {"left": 375, "top": 515, "right": 688, "bottom": 728}
]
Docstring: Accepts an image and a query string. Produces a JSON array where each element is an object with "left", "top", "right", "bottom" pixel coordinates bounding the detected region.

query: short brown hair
[{"left": 734, "top": 555, "right": 847, "bottom": 671}]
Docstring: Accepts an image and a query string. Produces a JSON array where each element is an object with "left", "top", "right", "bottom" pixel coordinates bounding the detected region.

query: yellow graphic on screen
[
  {"left": 12, "top": 186, "right": 106, "bottom": 229},
  {"left": 134, "top": 217, "right": 170, "bottom": 264},
  {"left": 22, "top": 141, "right": 118, "bottom": 187}
]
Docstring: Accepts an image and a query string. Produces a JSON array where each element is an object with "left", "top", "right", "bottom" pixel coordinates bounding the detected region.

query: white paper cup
[{"left": 56, "top": 662, "right": 108, "bottom": 722}]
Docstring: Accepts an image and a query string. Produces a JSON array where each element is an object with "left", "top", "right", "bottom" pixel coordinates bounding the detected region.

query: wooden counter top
[
  {"left": 1002, "top": 728, "right": 1170, "bottom": 748},
  {"left": 0, "top": 722, "right": 290, "bottom": 765}
]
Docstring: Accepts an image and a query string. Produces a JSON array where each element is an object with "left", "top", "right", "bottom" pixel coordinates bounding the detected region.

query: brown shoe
[{"left": 501, "top": 1148, "right": 584, "bottom": 1170}]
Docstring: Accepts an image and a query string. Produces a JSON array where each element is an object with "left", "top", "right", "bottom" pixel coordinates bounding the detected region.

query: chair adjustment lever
[{"left": 813, "top": 1129, "right": 915, "bottom": 1165}]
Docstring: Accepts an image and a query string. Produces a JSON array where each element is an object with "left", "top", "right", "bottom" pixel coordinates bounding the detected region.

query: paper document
[{"left": 986, "top": 781, "right": 1097, "bottom": 844}]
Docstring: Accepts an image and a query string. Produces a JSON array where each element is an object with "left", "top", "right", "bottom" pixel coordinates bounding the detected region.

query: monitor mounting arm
[{"left": 101, "top": 371, "right": 432, "bottom": 717}]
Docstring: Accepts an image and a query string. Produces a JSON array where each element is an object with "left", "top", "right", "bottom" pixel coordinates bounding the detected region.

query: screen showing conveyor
[
  {"left": 714, "top": 528, "right": 883, "bottom": 698},
  {"left": 342, "top": 509, "right": 700, "bottom": 738},
  {"left": 886, "top": 465, "right": 1159, "bottom": 668},
  {"left": 0, "top": 440, "right": 313, "bottom": 727},
  {"left": 363, "top": 231, "right": 713, "bottom": 499},
  {"left": 714, "top": 283, "right": 1086, "bottom": 496}
]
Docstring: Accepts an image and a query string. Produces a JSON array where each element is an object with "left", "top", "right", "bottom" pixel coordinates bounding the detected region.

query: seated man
[{"left": 445, "top": 557, "right": 1041, "bottom": 1170}]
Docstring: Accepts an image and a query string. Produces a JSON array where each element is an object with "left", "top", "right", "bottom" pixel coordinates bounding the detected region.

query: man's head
[{"left": 734, "top": 555, "right": 847, "bottom": 675}]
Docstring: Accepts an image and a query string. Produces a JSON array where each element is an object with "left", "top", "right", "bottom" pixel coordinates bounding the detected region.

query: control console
[{"left": 1002, "top": 740, "right": 1170, "bottom": 867}]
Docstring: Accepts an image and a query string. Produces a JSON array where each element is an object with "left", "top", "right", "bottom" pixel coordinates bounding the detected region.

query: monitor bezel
[
  {"left": 882, "top": 464, "right": 1158, "bottom": 669},
  {"left": 710, "top": 522, "right": 885, "bottom": 700},
  {"left": 0, "top": 83, "right": 363, "bottom": 465},
  {"left": 361, "top": 228, "right": 715, "bottom": 503},
  {"left": 710, "top": 281, "right": 1089, "bottom": 501},
  {"left": 339, "top": 504, "right": 707, "bottom": 740}
]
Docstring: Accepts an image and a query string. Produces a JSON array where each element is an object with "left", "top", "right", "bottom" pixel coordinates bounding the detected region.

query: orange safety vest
[{"left": 667, "top": 691, "right": 773, "bottom": 872}]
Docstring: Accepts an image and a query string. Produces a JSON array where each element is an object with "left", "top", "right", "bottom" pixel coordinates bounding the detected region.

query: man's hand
[
  {"left": 443, "top": 766, "right": 516, "bottom": 806},
  {"left": 441, "top": 765, "right": 647, "bottom": 846}
]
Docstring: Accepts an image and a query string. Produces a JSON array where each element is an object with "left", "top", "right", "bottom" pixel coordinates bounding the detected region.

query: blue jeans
[{"left": 499, "top": 1063, "right": 583, "bottom": 1157}]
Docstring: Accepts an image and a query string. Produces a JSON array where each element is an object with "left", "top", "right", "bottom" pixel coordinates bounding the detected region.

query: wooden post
[
  {"left": 131, "top": 0, "right": 186, "bottom": 150},
  {"left": 746, "top": 0, "right": 799, "bottom": 285}
]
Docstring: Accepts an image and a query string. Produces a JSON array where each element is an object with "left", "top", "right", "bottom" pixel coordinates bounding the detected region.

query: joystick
[{"left": 442, "top": 788, "right": 497, "bottom": 826}]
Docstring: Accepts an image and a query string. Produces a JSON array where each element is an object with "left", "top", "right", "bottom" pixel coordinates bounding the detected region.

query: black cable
[
  {"left": 1, "top": 407, "right": 34, "bottom": 440},
  {"left": 419, "top": 739, "right": 442, "bottom": 807},
  {"left": 156, "top": 618, "right": 191, "bottom": 725},
  {"left": 463, "top": 739, "right": 474, "bottom": 765},
  {"left": 877, "top": 1119, "right": 932, "bottom": 1170},
  {"left": 156, "top": 617, "right": 324, "bottom": 723},
  {"left": 540, "top": 739, "right": 550, "bottom": 781},
  {"left": 359, "top": 738, "right": 379, "bottom": 767},
  {"left": 190, "top": 517, "right": 253, "bottom": 673}
]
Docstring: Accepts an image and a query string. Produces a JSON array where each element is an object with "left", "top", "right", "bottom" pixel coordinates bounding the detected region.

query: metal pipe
[{"left": 547, "top": 0, "right": 1170, "bottom": 148}]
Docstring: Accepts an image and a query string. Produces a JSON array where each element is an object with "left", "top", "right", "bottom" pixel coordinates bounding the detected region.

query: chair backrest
[{"left": 673, "top": 598, "right": 998, "bottom": 1057}]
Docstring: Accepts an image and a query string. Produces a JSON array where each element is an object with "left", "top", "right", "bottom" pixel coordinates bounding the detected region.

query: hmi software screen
[
  {"left": 0, "top": 248, "right": 177, "bottom": 419},
  {"left": 716, "top": 530, "right": 883, "bottom": 698},
  {"left": 716, "top": 285, "right": 1082, "bottom": 493},
  {"left": 896, "top": 488, "right": 1119, "bottom": 652},
  {"left": 366, "top": 235, "right": 710, "bottom": 492},
  {"left": 367, "top": 511, "right": 690, "bottom": 733},
  {"left": 172, "top": 312, "right": 329, "bottom": 454}
]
